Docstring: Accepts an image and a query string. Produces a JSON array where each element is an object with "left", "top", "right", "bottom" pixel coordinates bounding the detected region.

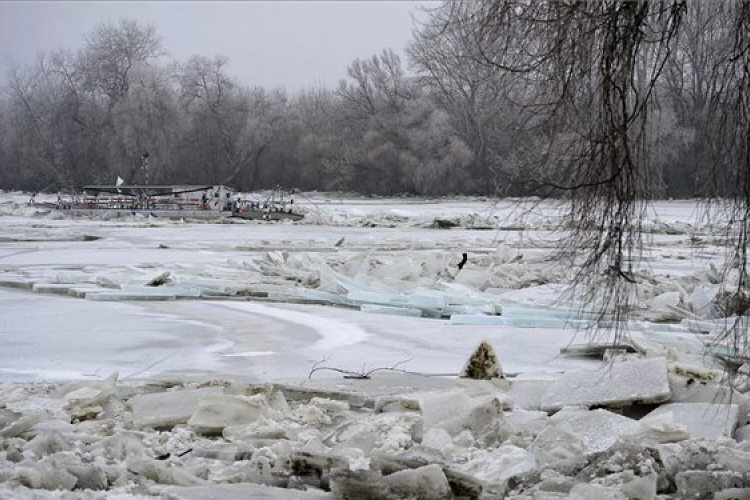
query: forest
[{"left": 0, "top": 1, "right": 746, "bottom": 200}]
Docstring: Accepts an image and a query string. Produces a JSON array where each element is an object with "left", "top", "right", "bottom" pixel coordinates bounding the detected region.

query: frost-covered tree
[
  {"left": 5, "top": 53, "right": 96, "bottom": 190},
  {"left": 176, "top": 55, "right": 290, "bottom": 189},
  {"left": 80, "top": 19, "right": 162, "bottom": 110},
  {"left": 333, "top": 49, "right": 472, "bottom": 195},
  {"left": 292, "top": 86, "right": 344, "bottom": 190},
  {"left": 409, "top": 1, "right": 521, "bottom": 194},
  {"left": 109, "top": 64, "right": 183, "bottom": 184}
]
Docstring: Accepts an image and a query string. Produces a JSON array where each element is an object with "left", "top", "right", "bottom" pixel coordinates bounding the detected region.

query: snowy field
[{"left": 1, "top": 191, "right": 749, "bottom": 499}]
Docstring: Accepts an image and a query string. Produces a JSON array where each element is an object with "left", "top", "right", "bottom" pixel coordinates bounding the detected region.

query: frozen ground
[{"left": 1, "top": 191, "right": 749, "bottom": 499}]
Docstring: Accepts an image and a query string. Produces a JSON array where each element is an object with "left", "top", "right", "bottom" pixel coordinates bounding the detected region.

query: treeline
[{"left": 0, "top": 3, "right": 743, "bottom": 198}]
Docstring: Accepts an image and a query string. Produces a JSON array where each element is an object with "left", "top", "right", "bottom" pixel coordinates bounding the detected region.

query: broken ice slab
[
  {"left": 176, "top": 276, "right": 248, "bottom": 295},
  {"left": 681, "top": 319, "right": 719, "bottom": 334},
  {"left": 85, "top": 285, "right": 201, "bottom": 301},
  {"left": 87, "top": 287, "right": 177, "bottom": 301},
  {"left": 288, "top": 288, "right": 350, "bottom": 305},
  {"left": 160, "top": 482, "right": 336, "bottom": 499},
  {"left": 266, "top": 289, "right": 356, "bottom": 307},
  {"left": 420, "top": 389, "right": 475, "bottom": 431},
  {"left": 549, "top": 408, "right": 639, "bottom": 452},
  {"left": 442, "top": 304, "right": 499, "bottom": 317},
  {"left": 369, "top": 260, "right": 423, "bottom": 282},
  {"left": 449, "top": 314, "right": 506, "bottom": 325},
  {"left": 32, "top": 283, "right": 79, "bottom": 295},
  {"left": 453, "top": 269, "right": 491, "bottom": 289},
  {"left": 450, "top": 314, "right": 579, "bottom": 328},
  {"left": 670, "top": 377, "right": 750, "bottom": 425},
  {"left": 507, "top": 380, "right": 555, "bottom": 411},
  {"left": 560, "top": 343, "right": 642, "bottom": 358},
  {"left": 271, "top": 384, "right": 369, "bottom": 408},
  {"left": 67, "top": 286, "right": 109, "bottom": 298},
  {"left": 0, "top": 276, "right": 33, "bottom": 289},
  {"left": 347, "top": 290, "right": 447, "bottom": 310},
  {"left": 540, "top": 357, "right": 671, "bottom": 412},
  {"left": 31, "top": 283, "right": 106, "bottom": 297},
  {"left": 360, "top": 304, "right": 424, "bottom": 317},
  {"left": 640, "top": 402, "right": 739, "bottom": 440},
  {"left": 188, "top": 394, "right": 276, "bottom": 435},
  {"left": 129, "top": 387, "right": 224, "bottom": 430},
  {"left": 502, "top": 305, "right": 601, "bottom": 321}
]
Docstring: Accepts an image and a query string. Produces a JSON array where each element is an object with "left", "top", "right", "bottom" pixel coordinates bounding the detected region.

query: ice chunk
[
  {"left": 52, "top": 373, "right": 118, "bottom": 421},
  {"left": 420, "top": 389, "right": 505, "bottom": 444},
  {"left": 442, "top": 304, "right": 497, "bottom": 317},
  {"left": 382, "top": 464, "right": 452, "bottom": 500},
  {"left": 507, "top": 379, "right": 554, "bottom": 411},
  {"left": 505, "top": 410, "right": 550, "bottom": 439},
  {"left": 188, "top": 393, "right": 275, "bottom": 435},
  {"left": 636, "top": 419, "right": 690, "bottom": 444},
  {"left": 716, "top": 447, "right": 750, "bottom": 474},
  {"left": 569, "top": 483, "right": 627, "bottom": 500},
  {"left": 0, "top": 276, "right": 33, "bottom": 289},
  {"left": 675, "top": 470, "right": 745, "bottom": 500},
  {"left": 360, "top": 304, "right": 423, "bottom": 317},
  {"left": 87, "top": 286, "right": 177, "bottom": 301},
  {"left": 420, "top": 389, "right": 474, "bottom": 431},
  {"left": 621, "top": 473, "right": 658, "bottom": 500},
  {"left": 449, "top": 314, "right": 506, "bottom": 326},
  {"left": 162, "top": 483, "right": 335, "bottom": 499},
  {"left": 735, "top": 424, "right": 750, "bottom": 442},
  {"left": 669, "top": 377, "right": 750, "bottom": 425},
  {"left": 529, "top": 424, "right": 586, "bottom": 466},
  {"left": 714, "top": 490, "right": 750, "bottom": 500},
  {"left": 458, "top": 444, "right": 536, "bottom": 482},
  {"left": 549, "top": 408, "right": 639, "bottom": 452},
  {"left": 540, "top": 357, "right": 671, "bottom": 411},
  {"left": 453, "top": 269, "right": 490, "bottom": 290},
  {"left": 130, "top": 387, "right": 224, "bottom": 429},
  {"left": 223, "top": 418, "right": 289, "bottom": 442},
  {"left": 645, "top": 291, "right": 689, "bottom": 322},
  {"left": 370, "top": 260, "right": 422, "bottom": 282},
  {"left": 32, "top": 283, "right": 77, "bottom": 295},
  {"left": 373, "top": 395, "right": 420, "bottom": 413},
  {"left": 690, "top": 284, "right": 720, "bottom": 318},
  {"left": 640, "top": 402, "right": 739, "bottom": 440},
  {"left": 422, "top": 427, "right": 453, "bottom": 451}
]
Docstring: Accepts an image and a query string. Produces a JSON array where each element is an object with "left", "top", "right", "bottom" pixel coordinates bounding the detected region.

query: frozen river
[{"left": 0, "top": 193, "right": 746, "bottom": 500}]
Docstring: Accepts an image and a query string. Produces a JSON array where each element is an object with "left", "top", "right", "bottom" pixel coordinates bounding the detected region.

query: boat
[
  {"left": 230, "top": 186, "right": 305, "bottom": 221},
  {"left": 53, "top": 184, "right": 305, "bottom": 221},
  {"left": 55, "top": 184, "right": 234, "bottom": 219}
]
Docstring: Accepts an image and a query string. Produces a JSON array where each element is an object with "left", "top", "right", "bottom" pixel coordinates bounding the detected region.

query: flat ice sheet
[{"left": 0, "top": 288, "right": 600, "bottom": 383}]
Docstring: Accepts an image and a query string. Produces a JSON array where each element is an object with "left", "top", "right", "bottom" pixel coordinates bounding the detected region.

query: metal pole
[{"left": 141, "top": 152, "right": 149, "bottom": 185}]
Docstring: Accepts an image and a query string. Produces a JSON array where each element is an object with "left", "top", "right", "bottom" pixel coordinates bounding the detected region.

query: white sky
[{"left": 0, "top": 1, "right": 437, "bottom": 92}]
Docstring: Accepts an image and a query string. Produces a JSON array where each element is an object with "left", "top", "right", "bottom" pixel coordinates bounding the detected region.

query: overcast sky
[{"left": 0, "top": 1, "right": 436, "bottom": 91}]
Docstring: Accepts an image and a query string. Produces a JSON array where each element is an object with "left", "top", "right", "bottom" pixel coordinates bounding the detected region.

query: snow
[{"left": 1, "top": 192, "right": 749, "bottom": 499}]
